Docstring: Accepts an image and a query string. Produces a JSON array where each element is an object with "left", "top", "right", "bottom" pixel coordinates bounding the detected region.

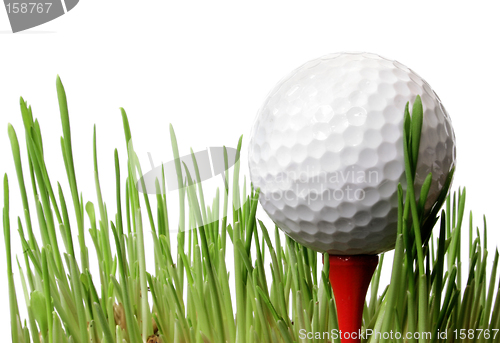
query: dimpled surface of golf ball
[{"left": 248, "top": 52, "right": 456, "bottom": 255}]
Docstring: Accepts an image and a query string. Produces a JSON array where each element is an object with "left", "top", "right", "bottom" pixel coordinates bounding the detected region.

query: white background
[{"left": 1, "top": 1, "right": 500, "bottom": 339}]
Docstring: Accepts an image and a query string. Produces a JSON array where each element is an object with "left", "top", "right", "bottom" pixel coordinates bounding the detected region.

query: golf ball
[{"left": 248, "top": 52, "right": 456, "bottom": 255}]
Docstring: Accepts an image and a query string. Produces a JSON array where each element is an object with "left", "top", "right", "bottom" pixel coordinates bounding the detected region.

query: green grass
[{"left": 3, "top": 79, "right": 500, "bottom": 343}]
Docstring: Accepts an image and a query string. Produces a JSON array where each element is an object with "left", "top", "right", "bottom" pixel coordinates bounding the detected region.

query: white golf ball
[{"left": 248, "top": 52, "right": 456, "bottom": 255}]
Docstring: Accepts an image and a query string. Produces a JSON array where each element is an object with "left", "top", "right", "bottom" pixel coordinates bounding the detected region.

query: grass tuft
[{"left": 3, "top": 79, "right": 499, "bottom": 342}]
